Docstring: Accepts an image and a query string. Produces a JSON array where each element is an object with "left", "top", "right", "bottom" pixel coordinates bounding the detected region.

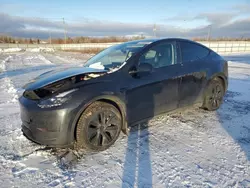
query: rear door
[{"left": 178, "top": 41, "right": 210, "bottom": 107}]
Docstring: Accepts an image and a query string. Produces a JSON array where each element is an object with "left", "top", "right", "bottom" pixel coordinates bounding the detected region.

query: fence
[
  {"left": 201, "top": 41, "right": 250, "bottom": 54},
  {"left": 0, "top": 41, "right": 250, "bottom": 54}
]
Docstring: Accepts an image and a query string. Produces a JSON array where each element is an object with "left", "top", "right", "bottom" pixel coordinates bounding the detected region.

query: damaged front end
[
  {"left": 22, "top": 68, "right": 107, "bottom": 108},
  {"left": 19, "top": 68, "right": 108, "bottom": 147}
]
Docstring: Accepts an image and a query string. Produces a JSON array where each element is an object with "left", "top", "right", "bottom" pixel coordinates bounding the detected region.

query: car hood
[{"left": 24, "top": 66, "right": 107, "bottom": 90}]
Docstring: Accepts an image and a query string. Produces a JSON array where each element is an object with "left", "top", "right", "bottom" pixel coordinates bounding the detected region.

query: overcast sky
[{"left": 1, "top": 0, "right": 250, "bottom": 39}]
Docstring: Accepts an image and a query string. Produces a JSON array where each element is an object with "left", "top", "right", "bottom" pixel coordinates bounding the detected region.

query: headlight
[{"left": 38, "top": 88, "right": 78, "bottom": 108}]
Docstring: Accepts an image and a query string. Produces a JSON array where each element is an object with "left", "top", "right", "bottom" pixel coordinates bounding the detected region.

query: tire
[
  {"left": 74, "top": 101, "right": 122, "bottom": 152},
  {"left": 202, "top": 78, "right": 225, "bottom": 111}
]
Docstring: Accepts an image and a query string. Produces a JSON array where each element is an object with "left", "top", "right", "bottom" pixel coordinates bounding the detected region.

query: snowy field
[{"left": 0, "top": 51, "right": 250, "bottom": 188}]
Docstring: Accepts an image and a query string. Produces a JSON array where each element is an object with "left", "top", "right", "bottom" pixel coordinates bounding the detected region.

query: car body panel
[
  {"left": 19, "top": 95, "right": 80, "bottom": 147},
  {"left": 178, "top": 60, "right": 208, "bottom": 107},
  {"left": 19, "top": 38, "right": 228, "bottom": 148},
  {"left": 125, "top": 63, "right": 183, "bottom": 123},
  {"left": 24, "top": 67, "right": 107, "bottom": 90}
]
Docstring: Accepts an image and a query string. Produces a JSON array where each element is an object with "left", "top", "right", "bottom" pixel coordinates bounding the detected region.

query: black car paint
[
  {"left": 24, "top": 67, "right": 107, "bottom": 90},
  {"left": 19, "top": 38, "right": 228, "bottom": 148}
]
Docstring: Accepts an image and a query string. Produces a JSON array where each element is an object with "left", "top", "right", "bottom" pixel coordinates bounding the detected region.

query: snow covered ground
[
  {"left": 0, "top": 51, "right": 250, "bottom": 188},
  {"left": 0, "top": 48, "right": 55, "bottom": 53}
]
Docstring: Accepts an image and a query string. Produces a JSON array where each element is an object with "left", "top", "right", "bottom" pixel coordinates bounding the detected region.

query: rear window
[{"left": 180, "top": 41, "right": 209, "bottom": 63}]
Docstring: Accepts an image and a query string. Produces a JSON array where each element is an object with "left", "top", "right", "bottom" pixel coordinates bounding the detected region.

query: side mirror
[{"left": 129, "top": 63, "right": 153, "bottom": 75}]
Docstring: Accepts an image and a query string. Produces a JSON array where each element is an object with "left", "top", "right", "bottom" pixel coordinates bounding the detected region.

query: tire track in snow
[
  {"left": 0, "top": 54, "right": 65, "bottom": 188},
  {"left": 3, "top": 53, "right": 56, "bottom": 96},
  {"left": 0, "top": 54, "right": 49, "bottom": 153},
  {"left": 41, "top": 52, "right": 87, "bottom": 66},
  {"left": 0, "top": 55, "right": 28, "bottom": 170},
  {"left": 41, "top": 53, "right": 70, "bottom": 65},
  {"left": 0, "top": 55, "right": 19, "bottom": 103},
  {"left": 37, "top": 54, "right": 53, "bottom": 65},
  {"left": 0, "top": 53, "right": 85, "bottom": 188}
]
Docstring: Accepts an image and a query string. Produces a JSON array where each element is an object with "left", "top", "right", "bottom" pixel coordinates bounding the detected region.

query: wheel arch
[
  {"left": 202, "top": 73, "right": 227, "bottom": 111},
  {"left": 208, "top": 72, "right": 228, "bottom": 92},
  {"left": 70, "top": 95, "right": 128, "bottom": 143}
]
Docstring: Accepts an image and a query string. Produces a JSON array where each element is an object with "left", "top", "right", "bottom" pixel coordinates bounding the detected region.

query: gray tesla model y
[{"left": 19, "top": 38, "right": 228, "bottom": 151}]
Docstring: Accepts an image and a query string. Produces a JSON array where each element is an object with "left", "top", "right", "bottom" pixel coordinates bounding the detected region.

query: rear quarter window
[{"left": 180, "top": 41, "right": 210, "bottom": 63}]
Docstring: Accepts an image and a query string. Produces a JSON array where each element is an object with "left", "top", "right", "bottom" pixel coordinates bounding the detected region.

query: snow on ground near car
[
  {"left": 0, "top": 48, "right": 24, "bottom": 53},
  {"left": 26, "top": 47, "right": 55, "bottom": 53},
  {"left": 0, "top": 52, "right": 250, "bottom": 187},
  {"left": 0, "top": 48, "right": 55, "bottom": 53}
]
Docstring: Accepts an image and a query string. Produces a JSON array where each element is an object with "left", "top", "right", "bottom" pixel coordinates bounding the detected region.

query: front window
[
  {"left": 84, "top": 40, "right": 154, "bottom": 71},
  {"left": 139, "top": 42, "right": 176, "bottom": 68}
]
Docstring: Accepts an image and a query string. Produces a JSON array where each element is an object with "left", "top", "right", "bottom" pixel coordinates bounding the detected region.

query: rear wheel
[
  {"left": 202, "top": 78, "right": 225, "bottom": 111},
  {"left": 74, "top": 101, "right": 122, "bottom": 151}
]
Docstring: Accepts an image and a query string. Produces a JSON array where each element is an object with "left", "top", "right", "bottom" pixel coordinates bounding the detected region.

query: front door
[{"left": 125, "top": 41, "right": 181, "bottom": 124}]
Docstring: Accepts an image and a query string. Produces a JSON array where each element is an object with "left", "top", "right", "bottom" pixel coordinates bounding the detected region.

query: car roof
[
  {"left": 131, "top": 38, "right": 196, "bottom": 43},
  {"left": 130, "top": 38, "right": 209, "bottom": 50}
]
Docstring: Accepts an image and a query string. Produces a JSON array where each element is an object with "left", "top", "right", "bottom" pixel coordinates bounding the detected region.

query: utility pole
[
  {"left": 207, "top": 25, "right": 212, "bottom": 41},
  {"left": 153, "top": 24, "right": 157, "bottom": 38},
  {"left": 49, "top": 31, "right": 52, "bottom": 45},
  {"left": 62, "top": 18, "right": 67, "bottom": 44}
]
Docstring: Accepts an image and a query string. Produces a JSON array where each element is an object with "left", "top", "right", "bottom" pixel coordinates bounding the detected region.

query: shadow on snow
[
  {"left": 122, "top": 123, "right": 152, "bottom": 188},
  {"left": 216, "top": 77, "right": 250, "bottom": 160}
]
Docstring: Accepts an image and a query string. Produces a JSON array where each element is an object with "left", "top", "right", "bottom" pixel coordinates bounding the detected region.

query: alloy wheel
[
  {"left": 208, "top": 84, "right": 223, "bottom": 108},
  {"left": 87, "top": 110, "right": 120, "bottom": 147}
]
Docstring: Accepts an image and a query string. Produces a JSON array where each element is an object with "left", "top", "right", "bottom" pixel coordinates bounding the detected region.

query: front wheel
[
  {"left": 202, "top": 78, "right": 225, "bottom": 111},
  {"left": 74, "top": 101, "right": 122, "bottom": 151}
]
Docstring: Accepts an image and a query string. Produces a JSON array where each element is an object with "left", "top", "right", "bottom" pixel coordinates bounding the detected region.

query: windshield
[{"left": 84, "top": 40, "right": 154, "bottom": 71}]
